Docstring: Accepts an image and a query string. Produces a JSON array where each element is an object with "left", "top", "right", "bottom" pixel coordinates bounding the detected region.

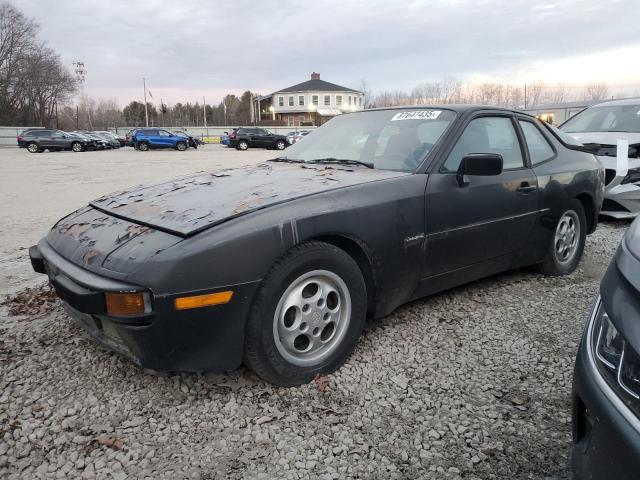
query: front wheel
[
  {"left": 244, "top": 241, "right": 366, "bottom": 386},
  {"left": 176, "top": 141, "right": 187, "bottom": 151},
  {"left": 275, "top": 140, "right": 286, "bottom": 150},
  {"left": 537, "top": 199, "right": 586, "bottom": 276},
  {"left": 71, "top": 141, "right": 83, "bottom": 152}
]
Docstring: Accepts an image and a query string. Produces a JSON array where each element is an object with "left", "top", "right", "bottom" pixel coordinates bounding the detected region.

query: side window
[
  {"left": 443, "top": 117, "right": 523, "bottom": 172},
  {"left": 51, "top": 131, "right": 64, "bottom": 138},
  {"left": 519, "top": 121, "right": 555, "bottom": 165},
  {"left": 159, "top": 130, "right": 171, "bottom": 137}
]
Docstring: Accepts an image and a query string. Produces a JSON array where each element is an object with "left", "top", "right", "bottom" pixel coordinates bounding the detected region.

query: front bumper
[
  {"left": 572, "top": 296, "right": 640, "bottom": 478},
  {"left": 30, "top": 240, "right": 260, "bottom": 372},
  {"left": 602, "top": 181, "right": 640, "bottom": 218}
]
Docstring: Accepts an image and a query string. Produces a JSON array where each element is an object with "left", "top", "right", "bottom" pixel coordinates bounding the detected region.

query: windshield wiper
[{"left": 306, "top": 158, "right": 374, "bottom": 169}]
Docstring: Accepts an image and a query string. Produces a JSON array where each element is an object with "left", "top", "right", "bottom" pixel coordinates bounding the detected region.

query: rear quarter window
[{"left": 519, "top": 120, "right": 555, "bottom": 165}]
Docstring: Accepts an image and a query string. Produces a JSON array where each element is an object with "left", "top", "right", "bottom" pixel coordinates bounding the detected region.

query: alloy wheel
[
  {"left": 554, "top": 210, "right": 580, "bottom": 264},
  {"left": 273, "top": 270, "right": 351, "bottom": 367}
]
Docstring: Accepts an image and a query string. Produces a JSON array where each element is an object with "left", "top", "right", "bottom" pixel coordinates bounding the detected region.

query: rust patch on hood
[{"left": 89, "top": 162, "right": 409, "bottom": 237}]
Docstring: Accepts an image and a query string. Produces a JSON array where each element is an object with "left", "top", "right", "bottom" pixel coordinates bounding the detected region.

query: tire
[
  {"left": 71, "top": 142, "right": 83, "bottom": 153},
  {"left": 537, "top": 199, "right": 586, "bottom": 276},
  {"left": 244, "top": 241, "right": 367, "bottom": 386},
  {"left": 275, "top": 140, "right": 286, "bottom": 150},
  {"left": 137, "top": 142, "right": 150, "bottom": 152},
  {"left": 176, "top": 141, "right": 187, "bottom": 151},
  {"left": 237, "top": 140, "right": 248, "bottom": 151},
  {"left": 26, "top": 142, "right": 40, "bottom": 153}
]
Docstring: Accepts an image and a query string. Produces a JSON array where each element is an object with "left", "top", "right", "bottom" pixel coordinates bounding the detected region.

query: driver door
[{"left": 422, "top": 114, "right": 539, "bottom": 278}]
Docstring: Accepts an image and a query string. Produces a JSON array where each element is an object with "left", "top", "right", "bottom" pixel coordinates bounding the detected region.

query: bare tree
[
  {"left": 584, "top": 82, "right": 609, "bottom": 102},
  {"left": 359, "top": 79, "right": 372, "bottom": 108},
  {"left": 0, "top": 2, "right": 76, "bottom": 126}
]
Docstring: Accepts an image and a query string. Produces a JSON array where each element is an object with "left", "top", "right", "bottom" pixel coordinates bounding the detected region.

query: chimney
[{"left": 310, "top": 72, "right": 320, "bottom": 80}]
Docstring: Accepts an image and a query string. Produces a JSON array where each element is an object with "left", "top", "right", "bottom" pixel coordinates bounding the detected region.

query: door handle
[{"left": 517, "top": 182, "right": 537, "bottom": 194}]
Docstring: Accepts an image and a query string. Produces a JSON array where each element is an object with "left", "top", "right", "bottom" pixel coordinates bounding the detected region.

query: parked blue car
[{"left": 132, "top": 128, "right": 190, "bottom": 151}]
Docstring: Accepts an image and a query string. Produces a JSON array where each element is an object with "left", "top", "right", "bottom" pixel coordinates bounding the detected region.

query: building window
[
  {"left": 348, "top": 96, "right": 352, "bottom": 106},
  {"left": 312, "top": 95, "right": 319, "bottom": 106},
  {"left": 336, "top": 95, "right": 342, "bottom": 106},
  {"left": 299, "top": 115, "right": 305, "bottom": 124},
  {"left": 288, "top": 96, "right": 294, "bottom": 107},
  {"left": 324, "top": 95, "right": 331, "bottom": 106},
  {"left": 278, "top": 96, "right": 284, "bottom": 107},
  {"left": 359, "top": 97, "right": 362, "bottom": 106},
  {"left": 298, "top": 95, "right": 305, "bottom": 106}
]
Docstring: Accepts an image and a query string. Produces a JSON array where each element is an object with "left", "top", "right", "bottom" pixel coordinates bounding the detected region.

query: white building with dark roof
[{"left": 257, "top": 72, "right": 364, "bottom": 127}]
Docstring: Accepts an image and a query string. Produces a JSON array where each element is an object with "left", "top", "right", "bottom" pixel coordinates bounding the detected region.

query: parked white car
[{"left": 561, "top": 98, "right": 640, "bottom": 218}]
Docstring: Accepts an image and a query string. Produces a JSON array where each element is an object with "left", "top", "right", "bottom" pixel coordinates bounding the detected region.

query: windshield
[
  {"left": 561, "top": 104, "right": 640, "bottom": 133},
  {"left": 279, "top": 108, "right": 456, "bottom": 171}
]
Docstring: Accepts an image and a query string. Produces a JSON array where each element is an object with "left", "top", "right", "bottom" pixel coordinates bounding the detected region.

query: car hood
[
  {"left": 567, "top": 131, "right": 640, "bottom": 146},
  {"left": 90, "top": 162, "right": 409, "bottom": 237},
  {"left": 566, "top": 132, "right": 640, "bottom": 170}
]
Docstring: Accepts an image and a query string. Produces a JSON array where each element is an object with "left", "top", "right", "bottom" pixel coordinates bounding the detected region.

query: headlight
[
  {"left": 591, "top": 302, "right": 640, "bottom": 415},
  {"left": 621, "top": 168, "right": 640, "bottom": 185}
]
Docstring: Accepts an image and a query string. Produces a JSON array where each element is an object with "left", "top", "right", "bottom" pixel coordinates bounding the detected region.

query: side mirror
[{"left": 456, "top": 153, "right": 503, "bottom": 187}]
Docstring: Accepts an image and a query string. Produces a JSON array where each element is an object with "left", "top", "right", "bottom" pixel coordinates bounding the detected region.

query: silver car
[{"left": 561, "top": 98, "right": 640, "bottom": 218}]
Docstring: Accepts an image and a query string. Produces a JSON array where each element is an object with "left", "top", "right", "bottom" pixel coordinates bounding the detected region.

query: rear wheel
[
  {"left": 176, "top": 141, "right": 187, "bottom": 151},
  {"left": 537, "top": 199, "right": 586, "bottom": 276},
  {"left": 237, "top": 140, "right": 248, "bottom": 151},
  {"left": 137, "top": 142, "right": 150, "bottom": 152},
  {"left": 26, "top": 142, "right": 40, "bottom": 153},
  {"left": 71, "top": 141, "right": 83, "bottom": 152},
  {"left": 244, "top": 241, "right": 366, "bottom": 386},
  {"left": 275, "top": 140, "right": 286, "bottom": 150}
]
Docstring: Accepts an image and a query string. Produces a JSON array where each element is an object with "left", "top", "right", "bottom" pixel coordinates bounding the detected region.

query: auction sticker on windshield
[{"left": 391, "top": 110, "right": 442, "bottom": 121}]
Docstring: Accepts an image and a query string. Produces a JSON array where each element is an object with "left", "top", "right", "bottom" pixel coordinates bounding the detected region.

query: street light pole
[
  {"left": 143, "top": 77, "right": 149, "bottom": 127},
  {"left": 203, "top": 96, "right": 207, "bottom": 129}
]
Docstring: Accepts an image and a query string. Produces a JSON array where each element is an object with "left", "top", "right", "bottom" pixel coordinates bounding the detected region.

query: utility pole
[
  {"left": 223, "top": 99, "right": 227, "bottom": 126},
  {"left": 72, "top": 60, "right": 86, "bottom": 129},
  {"left": 203, "top": 96, "right": 207, "bottom": 128},
  {"left": 143, "top": 78, "right": 149, "bottom": 127}
]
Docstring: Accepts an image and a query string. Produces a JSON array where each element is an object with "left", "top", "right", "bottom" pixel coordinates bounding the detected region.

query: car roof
[
  {"left": 590, "top": 97, "right": 640, "bottom": 108},
  {"left": 364, "top": 104, "right": 530, "bottom": 114}
]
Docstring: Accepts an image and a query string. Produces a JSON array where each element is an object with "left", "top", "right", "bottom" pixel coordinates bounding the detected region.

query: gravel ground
[{"left": 0, "top": 146, "right": 631, "bottom": 479}]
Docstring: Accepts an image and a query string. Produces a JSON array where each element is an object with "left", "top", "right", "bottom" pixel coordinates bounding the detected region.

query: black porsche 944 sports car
[{"left": 30, "top": 105, "right": 604, "bottom": 385}]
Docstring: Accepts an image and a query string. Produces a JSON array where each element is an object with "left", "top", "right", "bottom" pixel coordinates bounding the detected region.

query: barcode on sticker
[{"left": 391, "top": 110, "right": 442, "bottom": 121}]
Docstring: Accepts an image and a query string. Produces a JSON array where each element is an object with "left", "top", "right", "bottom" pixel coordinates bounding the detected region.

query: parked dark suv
[
  {"left": 228, "top": 128, "right": 288, "bottom": 151},
  {"left": 572, "top": 217, "right": 640, "bottom": 478},
  {"left": 17, "top": 129, "right": 90, "bottom": 153}
]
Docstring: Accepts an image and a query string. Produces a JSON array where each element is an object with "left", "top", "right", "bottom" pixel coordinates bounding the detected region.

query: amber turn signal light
[
  {"left": 105, "top": 292, "right": 147, "bottom": 316},
  {"left": 174, "top": 291, "right": 234, "bottom": 311}
]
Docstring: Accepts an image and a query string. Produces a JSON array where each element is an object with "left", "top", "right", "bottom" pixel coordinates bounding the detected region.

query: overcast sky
[{"left": 17, "top": 0, "right": 640, "bottom": 105}]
